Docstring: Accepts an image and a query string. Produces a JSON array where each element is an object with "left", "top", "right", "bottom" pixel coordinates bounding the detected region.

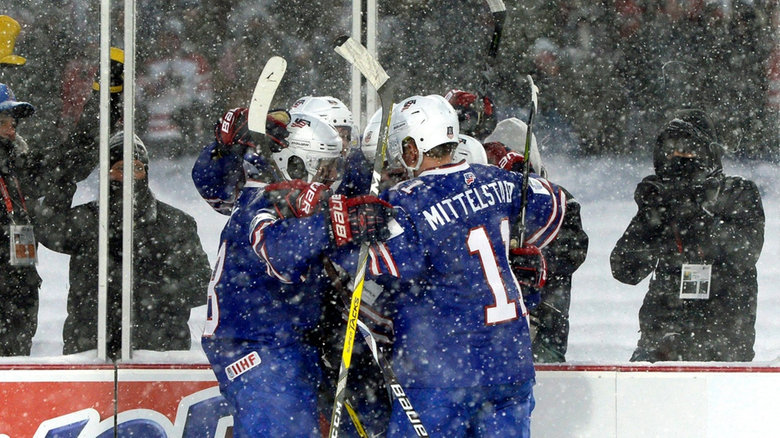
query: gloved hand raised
[
  {"left": 634, "top": 175, "right": 668, "bottom": 210},
  {"left": 328, "top": 195, "right": 395, "bottom": 246},
  {"left": 214, "top": 108, "right": 290, "bottom": 156},
  {"left": 509, "top": 244, "right": 547, "bottom": 289},
  {"left": 215, "top": 107, "right": 252, "bottom": 155},
  {"left": 264, "top": 180, "right": 332, "bottom": 218}
]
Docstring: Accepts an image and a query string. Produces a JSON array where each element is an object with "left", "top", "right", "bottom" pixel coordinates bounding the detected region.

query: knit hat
[{"left": 108, "top": 131, "right": 149, "bottom": 166}]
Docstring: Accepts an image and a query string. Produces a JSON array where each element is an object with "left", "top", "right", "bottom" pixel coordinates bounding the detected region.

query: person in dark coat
[
  {"left": 610, "top": 109, "right": 765, "bottom": 362},
  {"left": 0, "top": 83, "right": 41, "bottom": 356},
  {"left": 38, "top": 131, "right": 211, "bottom": 358}
]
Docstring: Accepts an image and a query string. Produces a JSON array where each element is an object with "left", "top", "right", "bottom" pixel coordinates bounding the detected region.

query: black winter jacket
[
  {"left": 38, "top": 181, "right": 211, "bottom": 358},
  {"left": 611, "top": 173, "right": 764, "bottom": 362}
]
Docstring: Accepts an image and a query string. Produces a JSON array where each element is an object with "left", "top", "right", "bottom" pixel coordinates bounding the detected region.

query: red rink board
[{"left": 0, "top": 364, "right": 220, "bottom": 437}]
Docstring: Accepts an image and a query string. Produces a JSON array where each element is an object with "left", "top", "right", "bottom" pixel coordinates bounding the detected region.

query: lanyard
[{"left": 0, "top": 176, "right": 27, "bottom": 215}]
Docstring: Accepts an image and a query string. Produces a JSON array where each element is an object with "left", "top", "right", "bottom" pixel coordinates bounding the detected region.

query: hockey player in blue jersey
[
  {"left": 200, "top": 112, "right": 345, "bottom": 437},
  {"left": 192, "top": 96, "right": 368, "bottom": 214},
  {"left": 258, "top": 95, "right": 566, "bottom": 437},
  {"left": 195, "top": 99, "right": 393, "bottom": 436}
]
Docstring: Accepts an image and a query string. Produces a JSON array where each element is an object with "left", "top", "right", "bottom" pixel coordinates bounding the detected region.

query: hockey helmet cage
[
  {"left": 272, "top": 113, "right": 344, "bottom": 183},
  {"left": 453, "top": 134, "right": 488, "bottom": 165}
]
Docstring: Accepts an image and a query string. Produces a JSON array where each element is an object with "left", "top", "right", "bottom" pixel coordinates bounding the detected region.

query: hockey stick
[
  {"left": 518, "top": 74, "right": 539, "bottom": 245},
  {"left": 247, "top": 56, "right": 287, "bottom": 181},
  {"left": 246, "top": 57, "right": 370, "bottom": 436},
  {"left": 477, "top": 0, "right": 507, "bottom": 104},
  {"left": 354, "top": 319, "right": 429, "bottom": 437},
  {"left": 328, "top": 35, "right": 395, "bottom": 438},
  {"left": 321, "top": 256, "right": 429, "bottom": 437},
  {"left": 485, "top": 0, "right": 506, "bottom": 59}
]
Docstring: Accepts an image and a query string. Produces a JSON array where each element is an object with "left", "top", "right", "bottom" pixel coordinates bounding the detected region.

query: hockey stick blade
[
  {"left": 246, "top": 56, "right": 287, "bottom": 182},
  {"left": 329, "top": 37, "right": 395, "bottom": 438},
  {"left": 334, "top": 36, "right": 390, "bottom": 92},
  {"left": 355, "top": 319, "right": 429, "bottom": 437},
  {"left": 248, "top": 56, "right": 286, "bottom": 135}
]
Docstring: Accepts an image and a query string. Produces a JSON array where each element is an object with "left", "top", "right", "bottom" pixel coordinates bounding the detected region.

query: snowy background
[{"left": 19, "top": 151, "right": 780, "bottom": 365}]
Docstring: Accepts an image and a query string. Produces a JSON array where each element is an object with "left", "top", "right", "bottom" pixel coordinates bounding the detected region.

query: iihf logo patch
[
  {"left": 447, "top": 126, "right": 454, "bottom": 139},
  {"left": 464, "top": 172, "right": 476, "bottom": 185},
  {"left": 225, "top": 351, "right": 261, "bottom": 381}
]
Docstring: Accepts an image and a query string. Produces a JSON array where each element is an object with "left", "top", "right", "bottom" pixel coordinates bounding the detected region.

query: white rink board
[{"left": 534, "top": 367, "right": 780, "bottom": 438}]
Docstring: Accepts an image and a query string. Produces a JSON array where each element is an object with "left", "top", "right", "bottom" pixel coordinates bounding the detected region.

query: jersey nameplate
[{"left": 422, "top": 181, "right": 516, "bottom": 231}]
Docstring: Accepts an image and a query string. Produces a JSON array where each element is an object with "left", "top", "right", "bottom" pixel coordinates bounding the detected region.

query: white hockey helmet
[
  {"left": 272, "top": 113, "right": 344, "bottom": 184},
  {"left": 484, "top": 117, "right": 547, "bottom": 178},
  {"left": 289, "top": 95, "right": 357, "bottom": 153},
  {"left": 453, "top": 134, "right": 488, "bottom": 165},
  {"left": 361, "top": 107, "right": 383, "bottom": 162},
  {"left": 388, "top": 94, "right": 459, "bottom": 174}
]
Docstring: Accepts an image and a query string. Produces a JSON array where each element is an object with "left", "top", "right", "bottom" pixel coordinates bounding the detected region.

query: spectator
[
  {"left": 610, "top": 109, "right": 764, "bottom": 362},
  {"left": 136, "top": 18, "right": 213, "bottom": 157},
  {"left": 37, "top": 131, "right": 211, "bottom": 358},
  {"left": 0, "top": 82, "right": 40, "bottom": 356}
]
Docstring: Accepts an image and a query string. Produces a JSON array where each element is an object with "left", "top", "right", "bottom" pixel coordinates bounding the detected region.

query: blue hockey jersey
[
  {"left": 252, "top": 161, "right": 565, "bottom": 389},
  {"left": 367, "top": 161, "right": 565, "bottom": 389},
  {"left": 201, "top": 181, "right": 328, "bottom": 344}
]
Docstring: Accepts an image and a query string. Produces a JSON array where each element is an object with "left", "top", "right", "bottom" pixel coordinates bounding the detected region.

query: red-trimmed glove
[
  {"left": 483, "top": 141, "right": 525, "bottom": 172},
  {"left": 509, "top": 244, "right": 547, "bottom": 288},
  {"left": 328, "top": 195, "right": 395, "bottom": 246},
  {"left": 215, "top": 108, "right": 290, "bottom": 155},
  {"left": 215, "top": 107, "right": 253, "bottom": 153},
  {"left": 264, "top": 180, "right": 332, "bottom": 218}
]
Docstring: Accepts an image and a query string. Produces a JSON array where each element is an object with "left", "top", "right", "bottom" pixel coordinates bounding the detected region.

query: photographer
[{"left": 610, "top": 109, "right": 764, "bottom": 362}]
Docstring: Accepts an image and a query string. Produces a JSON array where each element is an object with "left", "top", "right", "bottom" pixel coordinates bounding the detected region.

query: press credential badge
[{"left": 679, "top": 263, "right": 711, "bottom": 300}]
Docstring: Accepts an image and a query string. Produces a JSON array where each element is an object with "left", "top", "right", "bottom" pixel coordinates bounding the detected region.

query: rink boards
[{"left": 1, "top": 363, "right": 779, "bottom": 437}]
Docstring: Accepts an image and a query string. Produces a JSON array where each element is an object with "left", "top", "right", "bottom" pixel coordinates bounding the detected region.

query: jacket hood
[{"left": 653, "top": 109, "right": 724, "bottom": 180}]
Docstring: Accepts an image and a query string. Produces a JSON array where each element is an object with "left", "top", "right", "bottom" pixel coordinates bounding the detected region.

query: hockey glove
[
  {"left": 328, "top": 195, "right": 395, "bottom": 247},
  {"left": 483, "top": 141, "right": 525, "bottom": 172},
  {"left": 509, "top": 244, "right": 547, "bottom": 289},
  {"left": 264, "top": 180, "right": 332, "bottom": 218},
  {"left": 214, "top": 107, "right": 252, "bottom": 155}
]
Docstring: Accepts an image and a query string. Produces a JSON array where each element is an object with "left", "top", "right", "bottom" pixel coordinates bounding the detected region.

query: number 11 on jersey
[{"left": 467, "top": 218, "right": 523, "bottom": 325}]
